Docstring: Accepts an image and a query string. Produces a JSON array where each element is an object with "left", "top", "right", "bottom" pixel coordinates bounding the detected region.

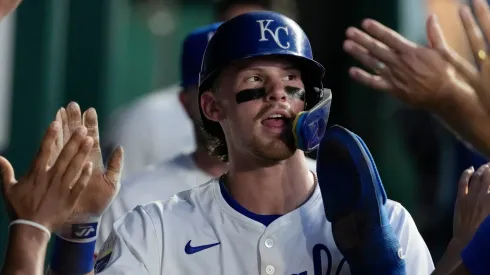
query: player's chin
[{"left": 255, "top": 139, "right": 296, "bottom": 161}]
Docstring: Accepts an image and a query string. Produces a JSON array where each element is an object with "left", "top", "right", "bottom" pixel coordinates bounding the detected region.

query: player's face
[{"left": 204, "top": 56, "right": 305, "bottom": 161}]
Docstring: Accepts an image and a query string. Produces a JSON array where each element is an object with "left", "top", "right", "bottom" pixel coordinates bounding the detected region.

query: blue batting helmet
[{"left": 198, "top": 11, "right": 326, "bottom": 128}]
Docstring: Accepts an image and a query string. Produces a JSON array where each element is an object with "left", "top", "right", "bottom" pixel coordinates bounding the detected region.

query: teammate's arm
[
  {"left": 1, "top": 225, "right": 51, "bottom": 275},
  {"left": 430, "top": 80, "right": 490, "bottom": 158},
  {"left": 433, "top": 165, "right": 490, "bottom": 275},
  {"left": 41, "top": 103, "right": 122, "bottom": 275},
  {"left": 444, "top": 0, "right": 490, "bottom": 119},
  {"left": 0, "top": 119, "right": 93, "bottom": 275},
  {"left": 343, "top": 15, "right": 490, "bottom": 158},
  {"left": 92, "top": 205, "right": 162, "bottom": 275},
  {"left": 449, "top": 264, "right": 470, "bottom": 275}
]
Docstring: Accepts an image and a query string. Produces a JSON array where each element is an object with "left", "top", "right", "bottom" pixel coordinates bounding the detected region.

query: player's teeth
[{"left": 268, "top": 114, "right": 283, "bottom": 119}]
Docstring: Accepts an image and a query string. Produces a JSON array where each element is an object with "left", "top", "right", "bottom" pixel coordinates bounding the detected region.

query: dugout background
[{"left": 0, "top": 0, "right": 475, "bottom": 268}]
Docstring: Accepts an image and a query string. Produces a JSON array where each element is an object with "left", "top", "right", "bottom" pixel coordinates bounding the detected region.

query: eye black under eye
[
  {"left": 235, "top": 86, "right": 305, "bottom": 104},
  {"left": 236, "top": 88, "right": 266, "bottom": 104}
]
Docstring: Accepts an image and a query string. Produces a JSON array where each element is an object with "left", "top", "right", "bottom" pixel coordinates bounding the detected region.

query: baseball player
[
  {"left": 95, "top": 21, "right": 318, "bottom": 254},
  {"left": 13, "top": 11, "right": 431, "bottom": 275},
  {"left": 102, "top": 0, "right": 272, "bottom": 180}
]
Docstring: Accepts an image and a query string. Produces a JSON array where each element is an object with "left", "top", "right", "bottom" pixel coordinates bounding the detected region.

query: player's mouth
[{"left": 260, "top": 110, "right": 293, "bottom": 132}]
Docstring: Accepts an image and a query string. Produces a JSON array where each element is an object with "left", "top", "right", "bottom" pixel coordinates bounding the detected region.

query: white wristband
[{"left": 9, "top": 219, "right": 51, "bottom": 238}]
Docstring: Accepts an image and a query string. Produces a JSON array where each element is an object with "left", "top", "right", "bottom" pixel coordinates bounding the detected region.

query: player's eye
[
  {"left": 283, "top": 74, "right": 298, "bottom": 81},
  {"left": 245, "top": 75, "right": 262, "bottom": 82}
]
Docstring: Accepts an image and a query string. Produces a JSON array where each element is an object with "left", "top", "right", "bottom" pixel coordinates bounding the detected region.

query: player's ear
[{"left": 200, "top": 90, "right": 223, "bottom": 123}]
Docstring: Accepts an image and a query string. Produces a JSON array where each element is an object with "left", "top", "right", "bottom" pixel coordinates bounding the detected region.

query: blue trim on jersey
[{"left": 219, "top": 179, "right": 281, "bottom": 226}]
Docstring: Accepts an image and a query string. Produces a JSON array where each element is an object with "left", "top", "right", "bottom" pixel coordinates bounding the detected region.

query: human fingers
[{"left": 60, "top": 137, "right": 93, "bottom": 189}]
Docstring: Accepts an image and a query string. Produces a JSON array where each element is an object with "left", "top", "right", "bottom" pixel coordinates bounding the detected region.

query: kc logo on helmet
[{"left": 256, "top": 19, "right": 290, "bottom": 49}]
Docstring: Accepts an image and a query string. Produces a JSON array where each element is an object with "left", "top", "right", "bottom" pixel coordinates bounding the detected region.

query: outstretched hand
[
  {"left": 0, "top": 121, "right": 93, "bottom": 232},
  {"left": 453, "top": 164, "right": 490, "bottom": 244},
  {"left": 429, "top": 0, "right": 490, "bottom": 117},
  {"left": 57, "top": 102, "right": 123, "bottom": 226},
  {"left": 343, "top": 15, "right": 474, "bottom": 112}
]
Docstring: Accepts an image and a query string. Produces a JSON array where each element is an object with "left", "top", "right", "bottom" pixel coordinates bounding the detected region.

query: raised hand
[
  {"left": 57, "top": 102, "right": 123, "bottom": 226},
  {"left": 433, "top": 164, "right": 490, "bottom": 275},
  {"left": 40, "top": 103, "right": 124, "bottom": 274},
  {"left": 453, "top": 164, "right": 490, "bottom": 244},
  {"left": 431, "top": 0, "right": 490, "bottom": 117},
  {"left": 343, "top": 14, "right": 490, "bottom": 157},
  {"left": 0, "top": 121, "right": 93, "bottom": 232},
  {"left": 343, "top": 15, "right": 474, "bottom": 111}
]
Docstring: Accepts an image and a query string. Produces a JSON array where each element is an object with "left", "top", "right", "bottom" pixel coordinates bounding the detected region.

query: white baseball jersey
[
  {"left": 103, "top": 84, "right": 195, "bottom": 180},
  {"left": 94, "top": 177, "right": 434, "bottom": 275},
  {"left": 96, "top": 154, "right": 318, "bottom": 253},
  {"left": 96, "top": 152, "right": 211, "bottom": 252}
]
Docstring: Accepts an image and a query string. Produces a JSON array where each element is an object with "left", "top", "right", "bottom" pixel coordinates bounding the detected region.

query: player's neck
[
  {"left": 192, "top": 146, "right": 228, "bottom": 178},
  {"left": 225, "top": 151, "right": 315, "bottom": 215}
]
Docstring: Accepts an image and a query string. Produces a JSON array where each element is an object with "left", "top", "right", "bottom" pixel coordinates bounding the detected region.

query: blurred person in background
[
  {"left": 102, "top": 0, "right": 272, "bottom": 181},
  {"left": 94, "top": 23, "right": 229, "bottom": 254}
]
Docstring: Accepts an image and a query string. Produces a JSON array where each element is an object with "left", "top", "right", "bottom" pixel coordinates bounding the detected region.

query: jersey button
[
  {"left": 397, "top": 248, "right": 405, "bottom": 259},
  {"left": 264, "top": 238, "right": 274, "bottom": 248},
  {"left": 265, "top": 265, "right": 275, "bottom": 274}
]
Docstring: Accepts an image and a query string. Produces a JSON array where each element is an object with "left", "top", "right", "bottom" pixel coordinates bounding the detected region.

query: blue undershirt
[{"left": 219, "top": 179, "right": 282, "bottom": 226}]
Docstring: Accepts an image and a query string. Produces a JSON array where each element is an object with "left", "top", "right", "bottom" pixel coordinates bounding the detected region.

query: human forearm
[
  {"left": 1, "top": 225, "right": 50, "bottom": 275},
  {"left": 432, "top": 238, "right": 467, "bottom": 275},
  {"left": 448, "top": 264, "right": 471, "bottom": 275},
  {"left": 435, "top": 84, "right": 490, "bottom": 158}
]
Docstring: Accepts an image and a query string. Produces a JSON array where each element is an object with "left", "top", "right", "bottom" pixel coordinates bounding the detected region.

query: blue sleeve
[{"left": 461, "top": 215, "right": 490, "bottom": 275}]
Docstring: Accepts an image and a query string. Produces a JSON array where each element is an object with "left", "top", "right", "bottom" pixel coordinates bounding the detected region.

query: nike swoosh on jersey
[{"left": 184, "top": 240, "right": 220, "bottom": 254}]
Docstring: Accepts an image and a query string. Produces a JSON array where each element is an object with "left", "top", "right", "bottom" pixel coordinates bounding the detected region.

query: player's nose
[{"left": 265, "top": 80, "right": 288, "bottom": 102}]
